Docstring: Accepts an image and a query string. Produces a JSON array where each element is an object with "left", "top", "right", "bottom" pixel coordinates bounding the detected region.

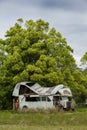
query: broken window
[{"left": 19, "top": 85, "right": 36, "bottom": 95}]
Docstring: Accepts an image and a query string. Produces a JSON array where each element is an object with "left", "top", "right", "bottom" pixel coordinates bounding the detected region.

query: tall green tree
[
  {"left": 80, "top": 52, "right": 87, "bottom": 88},
  {"left": 80, "top": 52, "right": 87, "bottom": 79},
  {"left": 1, "top": 19, "right": 76, "bottom": 86}
]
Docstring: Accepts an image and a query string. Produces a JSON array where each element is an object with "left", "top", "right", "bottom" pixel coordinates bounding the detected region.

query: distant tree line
[{"left": 0, "top": 18, "right": 87, "bottom": 109}]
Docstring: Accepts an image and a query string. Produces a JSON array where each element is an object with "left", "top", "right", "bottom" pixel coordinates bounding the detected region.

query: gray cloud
[
  {"left": 1, "top": 0, "right": 87, "bottom": 12},
  {"left": 41, "top": 0, "right": 87, "bottom": 12},
  {"left": 0, "top": 0, "right": 87, "bottom": 66}
]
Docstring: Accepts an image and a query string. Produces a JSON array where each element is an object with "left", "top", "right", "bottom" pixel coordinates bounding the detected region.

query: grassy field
[
  {"left": 0, "top": 125, "right": 87, "bottom": 130},
  {"left": 0, "top": 108, "right": 87, "bottom": 130}
]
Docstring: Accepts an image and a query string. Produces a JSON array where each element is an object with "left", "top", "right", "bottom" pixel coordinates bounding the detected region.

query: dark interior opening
[
  {"left": 25, "top": 96, "right": 40, "bottom": 102},
  {"left": 19, "top": 85, "right": 36, "bottom": 95}
]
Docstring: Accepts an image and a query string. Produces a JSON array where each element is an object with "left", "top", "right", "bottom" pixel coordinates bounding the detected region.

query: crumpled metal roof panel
[{"left": 12, "top": 82, "right": 72, "bottom": 97}]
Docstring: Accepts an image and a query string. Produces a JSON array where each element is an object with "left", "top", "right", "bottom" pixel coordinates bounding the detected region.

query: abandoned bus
[{"left": 12, "top": 82, "right": 75, "bottom": 111}]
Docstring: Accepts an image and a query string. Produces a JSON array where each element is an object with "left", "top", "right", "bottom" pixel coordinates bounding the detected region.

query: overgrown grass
[
  {"left": 0, "top": 107, "right": 87, "bottom": 130},
  {"left": 0, "top": 125, "right": 87, "bottom": 130}
]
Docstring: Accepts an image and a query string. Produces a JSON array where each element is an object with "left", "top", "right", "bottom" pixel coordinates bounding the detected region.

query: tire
[{"left": 22, "top": 106, "right": 28, "bottom": 111}]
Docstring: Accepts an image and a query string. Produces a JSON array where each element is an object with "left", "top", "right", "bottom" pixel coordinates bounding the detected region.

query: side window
[
  {"left": 25, "top": 96, "right": 40, "bottom": 102},
  {"left": 42, "top": 96, "right": 46, "bottom": 101},
  {"left": 42, "top": 96, "right": 51, "bottom": 102},
  {"left": 53, "top": 96, "right": 61, "bottom": 101}
]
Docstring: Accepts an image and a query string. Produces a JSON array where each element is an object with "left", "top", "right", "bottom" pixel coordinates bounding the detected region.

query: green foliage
[
  {"left": 0, "top": 18, "right": 87, "bottom": 109},
  {"left": 81, "top": 52, "right": 87, "bottom": 83},
  {"left": 81, "top": 52, "right": 87, "bottom": 65}
]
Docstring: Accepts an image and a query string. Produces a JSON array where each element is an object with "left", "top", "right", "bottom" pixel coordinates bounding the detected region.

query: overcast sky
[{"left": 0, "top": 0, "right": 87, "bottom": 66}]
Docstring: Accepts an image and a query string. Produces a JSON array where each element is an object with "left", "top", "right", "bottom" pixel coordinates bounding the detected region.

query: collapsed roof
[{"left": 12, "top": 82, "right": 72, "bottom": 97}]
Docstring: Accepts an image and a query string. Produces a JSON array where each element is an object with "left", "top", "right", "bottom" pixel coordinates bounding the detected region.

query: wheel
[{"left": 22, "top": 106, "right": 28, "bottom": 112}]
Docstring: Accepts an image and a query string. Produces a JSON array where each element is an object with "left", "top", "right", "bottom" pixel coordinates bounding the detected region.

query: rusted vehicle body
[{"left": 12, "top": 82, "right": 75, "bottom": 111}]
